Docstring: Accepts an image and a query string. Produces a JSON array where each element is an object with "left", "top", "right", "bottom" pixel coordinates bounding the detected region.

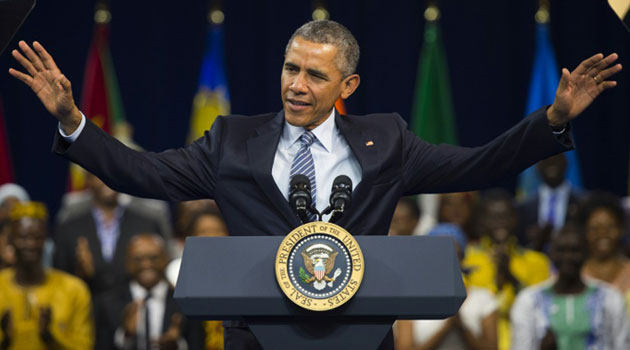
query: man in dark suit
[
  {"left": 9, "top": 19, "right": 622, "bottom": 350},
  {"left": 94, "top": 234, "right": 204, "bottom": 350},
  {"left": 517, "top": 153, "right": 581, "bottom": 250},
  {"left": 54, "top": 172, "right": 165, "bottom": 295}
]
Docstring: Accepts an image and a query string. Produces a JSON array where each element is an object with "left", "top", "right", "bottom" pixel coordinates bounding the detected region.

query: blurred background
[{"left": 0, "top": 0, "right": 628, "bottom": 216}]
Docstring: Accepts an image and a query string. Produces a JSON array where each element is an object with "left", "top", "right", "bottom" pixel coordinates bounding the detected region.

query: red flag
[
  {"left": 69, "top": 17, "right": 127, "bottom": 192},
  {"left": 0, "top": 98, "right": 14, "bottom": 184},
  {"left": 80, "top": 23, "right": 112, "bottom": 134}
]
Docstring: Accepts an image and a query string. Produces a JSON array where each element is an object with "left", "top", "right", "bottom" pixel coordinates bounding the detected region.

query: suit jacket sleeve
[
  {"left": 52, "top": 116, "right": 226, "bottom": 201},
  {"left": 400, "top": 107, "right": 573, "bottom": 195}
]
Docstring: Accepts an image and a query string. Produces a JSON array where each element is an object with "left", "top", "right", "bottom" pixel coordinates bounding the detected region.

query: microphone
[
  {"left": 289, "top": 174, "right": 312, "bottom": 222},
  {"left": 328, "top": 175, "right": 352, "bottom": 223}
]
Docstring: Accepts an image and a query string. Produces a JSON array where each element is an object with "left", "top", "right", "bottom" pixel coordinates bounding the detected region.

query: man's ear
[{"left": 340, "top": 74, "right": 360, "bottom": 99}]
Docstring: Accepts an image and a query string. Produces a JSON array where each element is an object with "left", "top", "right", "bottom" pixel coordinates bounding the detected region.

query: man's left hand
[
  {"left": 38, "top": 306, "right": 53, "bottom": 344},
  {"left": 547, "top": 53, "right": 622, "bottom": 126}
]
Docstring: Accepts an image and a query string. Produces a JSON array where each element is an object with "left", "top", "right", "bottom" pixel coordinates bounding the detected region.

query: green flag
[{"left": 411, "top": 14, "right": 457, "bottom": 145}]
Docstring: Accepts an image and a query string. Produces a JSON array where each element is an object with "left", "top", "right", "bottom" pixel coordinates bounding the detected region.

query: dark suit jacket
[
  {"left": 53, "top": 206, "right": 164, "bottom": 295},
  {"left": 53, "top": 108, "right": 572, "bottom": 238},
  {"left": 94, "top": 283, "right": 204, "bottom": 350},
  {"left": 516, "top": 187, "right": 581, "bottom": 245}
]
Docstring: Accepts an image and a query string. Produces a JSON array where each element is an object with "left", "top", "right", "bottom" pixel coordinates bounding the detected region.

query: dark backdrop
[{"left": 0, "top": 0, "right": 629, "bottom": 218}]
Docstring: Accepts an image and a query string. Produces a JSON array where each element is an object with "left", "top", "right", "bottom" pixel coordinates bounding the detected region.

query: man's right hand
[
  {"left": 75, "top": 237, "right": 95, "bottom": 278},
  {"left": 8, "top": 41, "right": 82, "bottom": 134},
  {"left": 0, "top": 311, "right": 12, "bottom": 350},
  {"left": 122, "top": 301, "right": 141, "bottom": 338}
]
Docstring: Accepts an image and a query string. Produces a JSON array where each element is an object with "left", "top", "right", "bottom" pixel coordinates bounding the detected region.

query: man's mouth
[{"left": 287, "top": 99, "right": 311, "bottom": 108}]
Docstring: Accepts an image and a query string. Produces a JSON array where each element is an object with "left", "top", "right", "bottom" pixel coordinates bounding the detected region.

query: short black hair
[
  {"left": 578, "top": 191, "right": 624, "bottom": 227},
  {"left": 286, "top": 20, "right": 360, "bottom": 77}
]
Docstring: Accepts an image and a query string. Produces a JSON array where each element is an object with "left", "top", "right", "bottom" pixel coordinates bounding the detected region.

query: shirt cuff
[
  {"left": 114, "top": 328, "right": 133, "bottom": 350},
  {"left": 58, "top": 112, "right": 86, "bottom": 143},
  {"left": 551, "top": 126, "right": 566, "bottom": 135}
]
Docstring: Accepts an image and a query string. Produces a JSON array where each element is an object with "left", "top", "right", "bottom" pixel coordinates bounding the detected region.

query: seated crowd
[
  {"left": 1, "top": 153, "right": 630, "bottom": 350},
  {"left": 0, "top": 174, "right": 226, "bottom": 350},
  {"left": 392, "top": 154, "right": 630, "bottom": 350}
]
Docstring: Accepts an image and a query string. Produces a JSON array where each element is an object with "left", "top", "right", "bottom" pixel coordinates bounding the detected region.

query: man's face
[
  {"left": 536, "top": 154, "right": 567, "bottom": 188},
  {"left": 281, "top": 37, "right": 346, "bottom": 130},
  {"left": 86, "top": 174, "right": 118, "bottom": 208},
  {"left": 10, "top": 218, "right": 46, "bottom": 265},
  {"left": 481, "top": 200, "right": 517, "bottom": 244},
  {"left": 126, "top": 236, "right": 168, "bottom": 290}
]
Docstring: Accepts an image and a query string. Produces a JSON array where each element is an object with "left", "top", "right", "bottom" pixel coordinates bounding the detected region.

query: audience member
[
  {"left": 167, "top": 208, "right": 228, "bottom": 350},
  {"left": 0, "top": 219, "right": 12, "bottom": 269},
  {"left": 395, "top": 224, "right": 498, "bottom": 350},
  {"left": 54, "top": 173, "right": 165, "bottom": 295},
  {"left": 511, "top": 225, "right": 630, "bottom": 350},
  {"left": 94, "top": 234, "right": 204, "bottom": 350},
  {"left": 389, "top": 197, "right": 421, "bottom": 236},
  {"left": 0, "top": 202, "right": 93, "bottom": 350},
  {"left": 0, "top": 184, "right": 30, "bottom": 269},
  {"left": 517, "top": 154, "right": 580, "bottom": 251},
  {"left": 438, "top": 192, "right": 479, "bottom": 243},
  {"left": 171, "top": 200, "right": 218, "bottom": 260},
  {"left": 166, "top": 207, "right": 228, "bottom": 286},
  {"left": 463, "top": 189, "right": 551, "bottom": 350},
  {"left": 580, "top": 191, "right": 630, "bottom": 315}
]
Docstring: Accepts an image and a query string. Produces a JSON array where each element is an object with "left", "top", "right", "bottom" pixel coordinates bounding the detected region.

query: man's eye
[{"left": 286, "top": 66, "right": 298, "bottom": 72}]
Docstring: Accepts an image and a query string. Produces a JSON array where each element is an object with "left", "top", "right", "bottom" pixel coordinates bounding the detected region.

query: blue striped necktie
[{"left": 290, "top": 131, "right": 317, "bottom": 222}]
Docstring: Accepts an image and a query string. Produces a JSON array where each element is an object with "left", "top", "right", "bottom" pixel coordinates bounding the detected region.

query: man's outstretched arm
[
  {"left": 9, "top": 41, "right": 219, "bottom": 201},
  {"left": 402, "top": 52, "right": 622, "bottom": 194}
]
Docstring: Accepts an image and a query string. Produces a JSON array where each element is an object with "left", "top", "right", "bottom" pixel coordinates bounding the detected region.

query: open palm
[
  {"left": 8, "top": 41, "right": 79, "bottom": 126},
  {"left": 549, "top": 53, "right": 622, "bottom": 125}
]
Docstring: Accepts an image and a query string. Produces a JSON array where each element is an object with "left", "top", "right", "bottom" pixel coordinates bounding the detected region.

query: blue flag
[
  {"left": 188, "top": 23, "right": 230, "bottom": 143},
  {"left": 517, "top": 23, "right": 582, "bottom": 199}
]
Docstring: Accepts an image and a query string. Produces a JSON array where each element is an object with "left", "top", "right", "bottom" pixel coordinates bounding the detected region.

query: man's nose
[{"left": 290, "top": 73, "right": 308, "bottom": 94}]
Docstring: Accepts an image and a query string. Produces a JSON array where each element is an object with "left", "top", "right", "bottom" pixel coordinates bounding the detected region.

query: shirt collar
[
  {"left": 130, "top": 279, "right": 169, "bottom": 300},
  {"left": 91, "top": 205, "right": 125, "bottom": 226},
  {"left": 540, "top": 181, "right": 570, "bottom": 198},
  {"left": 283, "top": 108, "right": 336, "bottom": 153}
]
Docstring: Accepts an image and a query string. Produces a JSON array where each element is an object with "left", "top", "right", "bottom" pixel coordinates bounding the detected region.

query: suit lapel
[
  {"left": 112, "top": 208, "right": 132, "bottom": 267},
  {"left": 335, "top": 112, "right": 381, "bottom": 227},
  {"left": 83, "top": 213, "right": 106, "bottom": 267},
  {"left": 247, "top": 110, "right": 301, "bottom": 228}
]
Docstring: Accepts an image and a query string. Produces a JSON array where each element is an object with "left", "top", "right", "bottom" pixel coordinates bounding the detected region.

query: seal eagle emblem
[
  {"left": 275, "top": 222, "right": 364, "bottom": 311},
  {"left": 300, "top": 243, "right": 342, "bottom": 290}
]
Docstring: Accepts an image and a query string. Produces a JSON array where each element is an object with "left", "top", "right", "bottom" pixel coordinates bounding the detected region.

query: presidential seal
[{"left": 275, "top": 222, "right": 364, "bottom": 311}]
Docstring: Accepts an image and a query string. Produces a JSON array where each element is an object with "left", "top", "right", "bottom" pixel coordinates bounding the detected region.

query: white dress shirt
[
  {"left": 114, "top": 280, "right": 186, "bottom": 350},
  {"left": 538, "top": 181, "right": 571, "bottom": 231},
  {"left": 271, "top": 108, "right": 361, "bottom": 221},
  {"left": 61, "top": 108, "right": 362, "bottom": 222}
]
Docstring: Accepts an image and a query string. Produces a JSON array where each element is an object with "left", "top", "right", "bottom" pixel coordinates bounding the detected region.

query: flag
[
  {"left": 335, "top": 98, "right": 346, "bottom": 115},
  {"left": 608, "top": 0, "right": 630, "bottom": 29},
  {"left": 0, "top": 98, "right": 14, "bottom": 184},
  {"left": 410, "top": 10, "right": 458, "bottom": 236},
  {"left": 517, "top": 23, "right": 582, "bottom": 199},
  {"left": 411, "top": 17, "right": 457, "bottom": 145},
  {"left": 69, "top": 19, "right": 127, "bottom": 191},
  {"left": 188, "top": 23, "right": 230, "bottom": 143}
]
